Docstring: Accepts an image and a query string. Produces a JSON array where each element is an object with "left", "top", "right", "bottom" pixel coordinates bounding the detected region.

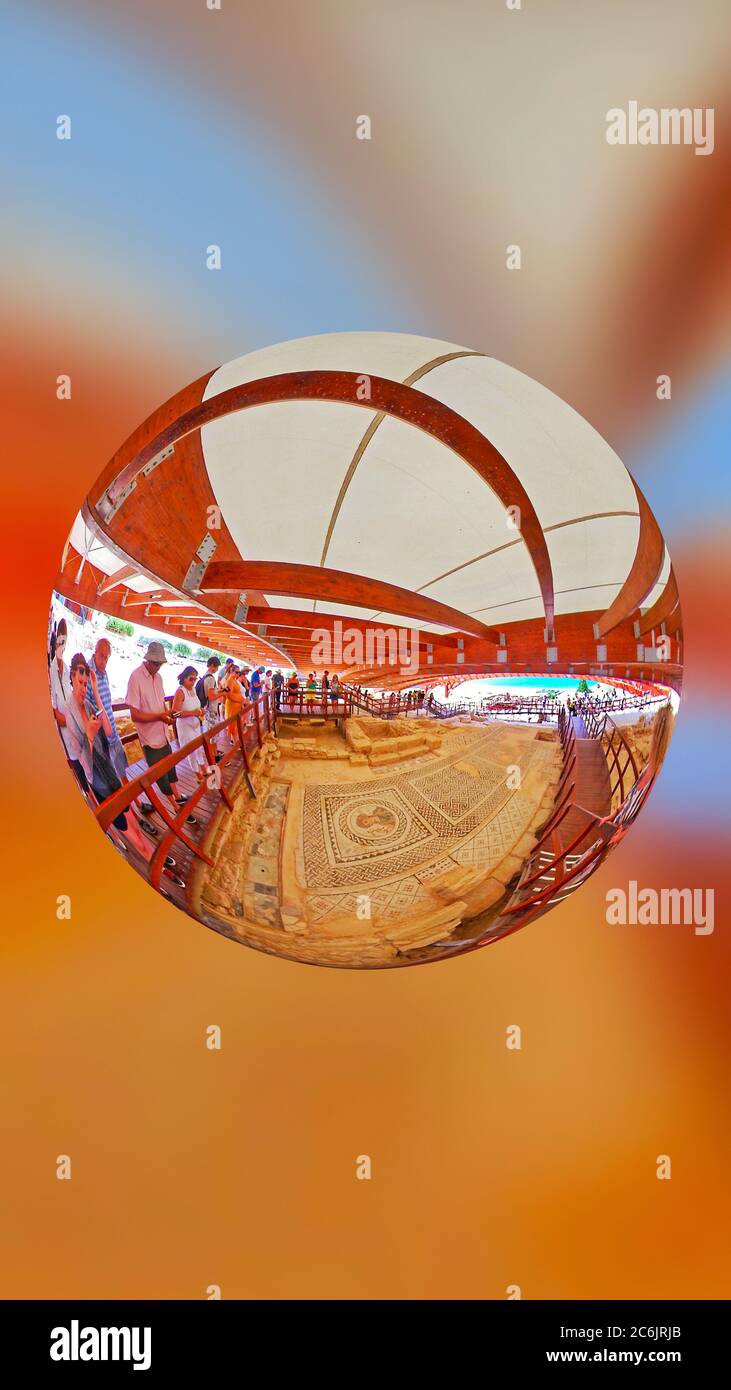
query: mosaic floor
[
  {"left": 284, "top": 723, "right": 560, "bottom": 927},
  {"left": 198, "top": 720, "right": 562, "bottom": 966}
]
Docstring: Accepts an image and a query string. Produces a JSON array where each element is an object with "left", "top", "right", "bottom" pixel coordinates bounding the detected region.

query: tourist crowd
[
  {"left": 48, "top": 618, "right": 354, "bottom": 874},
  {"left": 48, "top": 626, "right": 290, "bottom": 873}
]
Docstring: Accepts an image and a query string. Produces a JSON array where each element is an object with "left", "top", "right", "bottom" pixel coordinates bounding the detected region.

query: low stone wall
[
  {"left": 344, "top": 715, "right": 441, "bottom": 767},
  {"left": 196, "top": 734, "right": 280, "bottom": 918}
]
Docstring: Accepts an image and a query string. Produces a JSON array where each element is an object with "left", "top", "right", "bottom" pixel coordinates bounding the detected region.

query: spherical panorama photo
[{"left": 48, "top": 332, "right": 682, "bottom": 968}]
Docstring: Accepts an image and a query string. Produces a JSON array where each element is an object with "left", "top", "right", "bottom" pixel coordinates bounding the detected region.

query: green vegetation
[
  {"left": 173, "top": 641, "right": 192, "bottom": 657},
  {"left": 106, "top": 617, "right": 133, "bottom": 637},
  {"left": 576, "top": 678, "right": 590, "bottom": 694}
]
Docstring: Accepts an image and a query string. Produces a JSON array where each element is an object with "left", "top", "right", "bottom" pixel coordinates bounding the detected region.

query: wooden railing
[
  {"left": 495, "top": 708, "right": 604, "bottom": 934},
  {"left": 492, "top": 702, "right": 662, "bottom": 936},
  {"left": 277, "top": 686, "right": 353, "bottom": 718},
  {"left": 582, "top": 707, "right": 639, "bottom": 808},
  {"left": 497, "top": 820, "right": 612, "bottom": 934},
  {"left": 342, "top": 686, "right": 668, "bottom": 722},
  {"left": 95, "top": 693, "right": 275, "bottom": 891},
  {"left": 457, "top": 691, "right": 666, "bottom": 720},
  {"left": 90, "top": 676, "right": 665, "bottom": 913},
  {"left": 343, "top": 686, "right": 425, "bottom": 718}
]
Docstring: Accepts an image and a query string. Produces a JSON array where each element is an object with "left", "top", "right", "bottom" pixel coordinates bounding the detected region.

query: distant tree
[
  {"left": 174, "top": 641, "right": 192, "bottom": 657},
  {"left": 576, "top": 678, "right": 590, "bottom": 694},
  {"left": 106, "top": 617, "right": 133, "bottom": 637},
  {"left": 194, "top": 645, "right": 213, "bottom": 660},
  {"left": 160, "top": 638, "right": 174, "bottom": 652}
]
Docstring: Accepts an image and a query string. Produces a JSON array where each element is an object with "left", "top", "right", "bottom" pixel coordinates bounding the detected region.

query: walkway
[
  {"left": 553, "top": 715, "right": 611, "bottom": 852},
  {"left": 124, "top": 742, "right": 246, "bottom": 907}
]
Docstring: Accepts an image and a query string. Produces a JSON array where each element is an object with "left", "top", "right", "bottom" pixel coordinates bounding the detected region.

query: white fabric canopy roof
[{"left": 201, "top": 333, "right": 646, "bottom": 627}]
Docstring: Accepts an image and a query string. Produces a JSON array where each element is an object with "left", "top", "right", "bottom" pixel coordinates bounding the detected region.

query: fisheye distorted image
[{"left": 48, "top": 332, "right": 682, "bottom": 968}]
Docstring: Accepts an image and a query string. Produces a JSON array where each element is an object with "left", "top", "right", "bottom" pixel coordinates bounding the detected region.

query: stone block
[
  {"left": 382, "top": 900, "right": 466, "bottom": 945},
  {"left": 427, "top": 864, "right": 484, "bottom": 902},
  {"left": 492, "top": 853, "right": 523, "bottom": 885},
  {"left": 462, "top": 876, "right": 506, "bottom": 917},
  {"left": 203, "top": 884, "right": 232, "bottom": 910},
  {"left": 513, "top": 832, "right": 538, "bottom": 859}
]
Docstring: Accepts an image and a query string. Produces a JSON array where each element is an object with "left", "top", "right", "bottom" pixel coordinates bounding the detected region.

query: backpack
[{"left": 195, "top": 675, "right": 209, "bottom": 709}]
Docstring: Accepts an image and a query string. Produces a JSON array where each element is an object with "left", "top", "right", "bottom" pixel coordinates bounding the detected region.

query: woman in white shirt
[
  {"left": 50, "top": 619, "right": 74, "bottom": 756},
  {"left": 172, "top": 666, "right": 207, "bottom": 778}
]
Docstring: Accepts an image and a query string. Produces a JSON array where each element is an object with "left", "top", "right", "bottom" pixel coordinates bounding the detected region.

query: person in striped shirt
[{"left": 88, "top": 638, "right": 128, "bottom": 781}]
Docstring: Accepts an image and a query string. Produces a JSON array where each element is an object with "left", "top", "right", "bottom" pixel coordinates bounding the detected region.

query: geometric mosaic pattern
[{"left": 301, "top": 738, "right": 523, "bottom": 891}]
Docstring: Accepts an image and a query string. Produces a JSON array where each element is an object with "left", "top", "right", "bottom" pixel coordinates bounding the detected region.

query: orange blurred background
[{"left": 1, "top": 0, "right": 729, "bottom": 1298}]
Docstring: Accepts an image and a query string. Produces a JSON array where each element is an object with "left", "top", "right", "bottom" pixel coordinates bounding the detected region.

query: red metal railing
[{"left": 94, "top": 693, "right": 275, "bottom": 891}]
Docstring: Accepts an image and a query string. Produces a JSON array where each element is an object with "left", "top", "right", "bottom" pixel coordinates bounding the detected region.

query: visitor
[
  {"left": 224, "top": 664, "right": 246, "bottom": 744},
  {"left": 330, "top": 672, "right": 341, "bottom": 704},
  {"left": 125, "top": 641, "right": 196, "bottom": 825},
  {"left": 49, "top": 618, "right": 74, "bottom": 758},
  {"left": 218, "top": 659, "right": 234, "bottom": 696},
  {"left": 249, "top": 666, "right": 263, "bottom": 701},
  {"left": 88, "top": 637, "right": 128, "bottom": 781},
  {"left": 305, "top": 672, "right": 317, "bottom": 706},
  {"left": 172, "top": 666, "right": 207, "bottom": 779},
  {"left": 287, "top": 671, "right": 299, "bottom": 712},
  {"left": 272, "top": 669, "right": 284, "bottom": 709},
  {"left": 240, "top": 666, "right": 251, "bottom": 696},
  {"left": 197, "top": 657, "right": 224, "bottom": 759},
  {"left": 65, "top": 654, "right": 154, "bottom": 860}
]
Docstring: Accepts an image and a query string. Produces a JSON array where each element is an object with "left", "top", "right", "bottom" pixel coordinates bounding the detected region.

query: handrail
[
  {"left": 501, "top": 825, "right": 610, "bottom": 929},
  {"left": 494, "top": 699, "right": 666, "bottom": 934},
  {"left": 112, "top": 693, "right": 175, "bottom": 744},
  {"left": 341, "top": 686, "right": 424, "bottom": 718},
  {"left": 109, "top": 683, "right": 667, "bottom": 733},
  {"left": 583, "top": 707, "right": 640, "bottom": 806},
  {"left": 341, "top": 685, "right": 669, "bottom": 722},
  {"left": 93, "top": 693, "right": 275, "bottom": 888}
]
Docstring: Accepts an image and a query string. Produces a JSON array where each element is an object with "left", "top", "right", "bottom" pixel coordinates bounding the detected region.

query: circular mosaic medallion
[{"left": 342, "top": 801, "right": 403, "bottom": 846}]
